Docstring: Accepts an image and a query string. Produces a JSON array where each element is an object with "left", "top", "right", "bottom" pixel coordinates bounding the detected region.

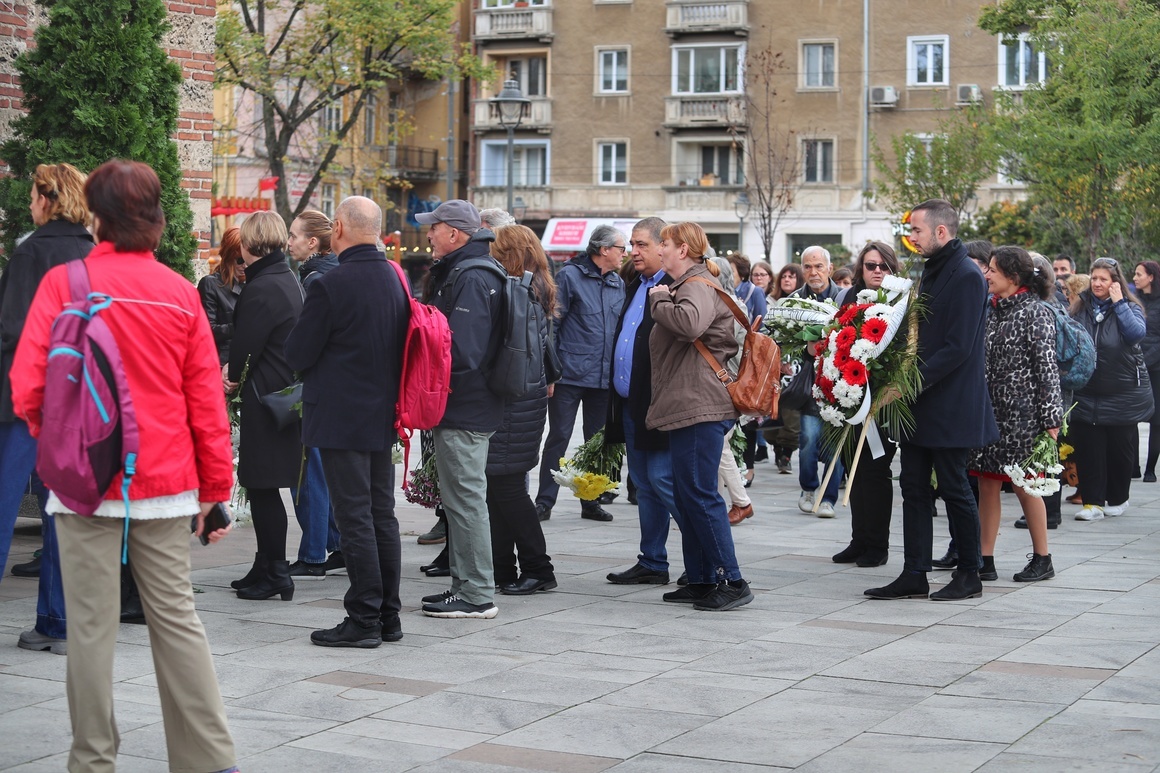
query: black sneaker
[
  {"left": 288, "top": 560, "right": 326, "bottom": 580},
  {"left": 421, "top": 589, "right": 455, "bottom": 605},
  {"left": 663, "top": 584, "right": 716, "bottom": 603},
  {"left": 11, "top": 552, "right": 42, "bottom": 578},
  {"left": 580, "top": 503, "right": 613, "bottom": 522},
  {"left": 380, "top": 614, "right": 404, "bottom": 643},
  {"left": 1013, "top": 553, "right": 1055, "bottom": 583},
  {"left": 322, "top": 551, "right": 346, "bottom": 573},
  {"left": 693, "top": 580, "right": 754, "bottom": 611},
  {"left": 311, "top": 617, "right": 382, "bottom": 648},
  {"left": 421, "top": 595, "right": 499, "bottom": 619},
  {"left": 535, "top": 503, "right": 552, "bottom": 522}
]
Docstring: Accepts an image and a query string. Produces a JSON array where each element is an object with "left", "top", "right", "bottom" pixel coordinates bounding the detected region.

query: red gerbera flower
[
  {"left": 817, "top": 375, "right": 836, "bottom": 402},
  {"left": 837, "top": 305, "right": 860, "bottom": 325},
  {"left": 836, "top": 326, "right": 857, "bottom": 348},
  {"left": 841, "top": 360, "right": 868, "bottom": 386},
  {"left": 862, "top": 317, "right": 888, "bottom": 344},
  {"left": 834, "top": 347, "right": 852, "bottom": 368}
]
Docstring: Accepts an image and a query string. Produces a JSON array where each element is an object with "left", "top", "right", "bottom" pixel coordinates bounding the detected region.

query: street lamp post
[
  {"left": 490, "top": 78, "right": 530, "bottom": 214},
  {"left": 734, "top": 192, "right": 751, "bottom": 254}
]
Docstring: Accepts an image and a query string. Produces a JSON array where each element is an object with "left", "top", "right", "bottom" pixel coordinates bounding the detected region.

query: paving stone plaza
[{"left": 2, "top": 446, "right": 1159, "bottom": 772}]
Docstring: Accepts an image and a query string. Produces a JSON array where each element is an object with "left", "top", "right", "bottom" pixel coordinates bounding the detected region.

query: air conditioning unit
[
  {"left": 870, "top": 86, "right": 899, "bottom": 107},
  {"left": 957, "top": 83, "right": 983, "bottom": 105}
]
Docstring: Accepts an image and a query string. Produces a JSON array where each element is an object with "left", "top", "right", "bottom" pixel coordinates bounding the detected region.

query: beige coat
[{"left": 646, "top": 262, "right": 740, "bottom": 431}]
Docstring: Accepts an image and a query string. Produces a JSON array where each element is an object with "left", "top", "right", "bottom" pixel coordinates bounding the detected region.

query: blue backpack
[{"left": 1044, "top": 301, "right": 1096, "bottom": 391}]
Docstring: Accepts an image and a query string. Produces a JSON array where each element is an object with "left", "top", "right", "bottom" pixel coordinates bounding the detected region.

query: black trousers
[
  {"left": 320, "top": 448, "right": 400, "bottom": 627},
  {"left": 848, "top": 437, "right": 898, "bottom": 552},
  {"left": 248, "top": 488, "right": 287, "bottom": 562},
  {"left": 1071, "top": 422, "right": 1136, "bottom": 508},
  {"left": 488, "top": 472, "right": 554, "bottom": 584},
  {"left": 536, "top": 384, "right": 609, "bottom": 508},
  {"left": 900, "top": 444, "right": 981, "bottom": 572},
  {"left": 1147, "top": 367, "right": 1160, "bottom": 474}
]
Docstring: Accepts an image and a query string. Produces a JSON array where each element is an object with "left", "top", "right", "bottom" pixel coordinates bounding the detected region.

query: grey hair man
[
  {"left": 535, "top": 224, "right": 627, "bottom": 522},
  {"left": 478, "top": 208, "right": 516, "bottom": 230}
]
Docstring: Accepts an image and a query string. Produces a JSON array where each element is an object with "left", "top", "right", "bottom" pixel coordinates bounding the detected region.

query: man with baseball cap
[{"left": 415, "top": 199, "right": 505, "bottom": 619}]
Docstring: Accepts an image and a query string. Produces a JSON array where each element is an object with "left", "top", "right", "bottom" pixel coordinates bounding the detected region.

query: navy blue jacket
[
  {"left": 906, "top": 239, "right": 999, "bottom": 449},
  {"left": 425, "top": 237, "right": 505, "bottom": 432},
  {"left": 285, "top": 243, "right": 409, "bottom": 452},
  {"left": 553, "top": 254, "right": 624, "bottom": 389},
  {"left": 299, "top": 251, "right": 339, "bottom": 287}
]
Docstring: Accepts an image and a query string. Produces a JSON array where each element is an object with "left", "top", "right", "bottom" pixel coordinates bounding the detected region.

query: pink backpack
[
  {"left": 38, "top": 261, "right": 140, "bottom": 561},
  {"left": 388, "top": 260, "right": 451, "bottom": 489}
]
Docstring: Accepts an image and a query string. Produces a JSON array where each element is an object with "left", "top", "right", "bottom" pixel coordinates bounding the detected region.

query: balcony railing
[
  {"left": 472, "top": 97, "right": 553, "bottom": 133},
  {"left": 665, "top": 0, "right": 749, "bottom": 37},
  {"left": 475, "top": 6, "right": 554, "bottom": 42},
  {"left": 663, "top": 95, "right": 747, "bottom": 129}
]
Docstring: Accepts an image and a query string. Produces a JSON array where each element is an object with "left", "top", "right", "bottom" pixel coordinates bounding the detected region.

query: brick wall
[{"left": 0, "top": 1, "right": 215, "bottom": 259}]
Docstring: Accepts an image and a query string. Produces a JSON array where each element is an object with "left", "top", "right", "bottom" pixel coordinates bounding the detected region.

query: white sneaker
[
  {"left": 798, "top": 490, "right": 815, "bottom": 513},
  {"left": 817, "top": 501, "right": 836, "bottom": 518},
  {"left": 1074, "top": 505, "right": 1104, "bottom": 521},
  {"left": 1103, "top": 501, "right": 1129, "bottom": 517}
]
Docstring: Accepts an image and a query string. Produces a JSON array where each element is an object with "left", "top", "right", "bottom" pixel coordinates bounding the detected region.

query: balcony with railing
[
  {"left": 472, "top": 97, "right": 553, "bottom": 133},
  {"left": 380, "top": 145, "right": 441, "bottom": 179},
  {"left": 475, "top": 5, "right": 554, "bottom": 43},
  {"left": 663, "top": 95, "right": 747, "bottom": 129},
  {"left": 665, "top": 0, "right": 749, "bottom": 37}
]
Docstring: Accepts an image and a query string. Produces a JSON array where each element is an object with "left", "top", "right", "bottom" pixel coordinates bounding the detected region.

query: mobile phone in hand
[{"left": 191, "top": 503, "right": 232, "bottom": 546}]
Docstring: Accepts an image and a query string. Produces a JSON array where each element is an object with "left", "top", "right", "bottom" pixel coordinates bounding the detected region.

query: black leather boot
[
  {"left": 231, "top": 553, "right": 268, "bottom": 590},
  {"left": 979, "top": 555, "right": 998, "bottom": 581},
  {"left": 930, "top": 569, "right": 982, "bottom": 601},
  {"left": 237, "top": 559, "right": 295, "bottom": 601}
]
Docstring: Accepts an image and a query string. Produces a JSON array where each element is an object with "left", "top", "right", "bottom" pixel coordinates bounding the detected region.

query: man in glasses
[{"left": 535, "top": 225, "right": 626, "bottom": 523}]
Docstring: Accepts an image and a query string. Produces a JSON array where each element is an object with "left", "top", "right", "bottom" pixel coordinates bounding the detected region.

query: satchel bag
[
  {"left": 686, "top": 277, "right": 781, "bottom": 419},
  {"left": 257, "top": 382, "right": 303, "bottom": 431}
]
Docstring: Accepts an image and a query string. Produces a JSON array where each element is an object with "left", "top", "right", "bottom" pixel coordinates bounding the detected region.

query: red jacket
[{"left": 10, "top": 242, "right": 234, "bottom": 504}]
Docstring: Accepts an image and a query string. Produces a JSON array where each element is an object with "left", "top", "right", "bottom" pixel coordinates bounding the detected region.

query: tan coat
[{"left": 646, "top": 262, "right": 740, "bottom": 431}]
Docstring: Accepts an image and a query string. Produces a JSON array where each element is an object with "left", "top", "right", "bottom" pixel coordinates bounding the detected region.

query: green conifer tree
[{"left": 0, "top": 0, "right": 197, "bottom": 278}]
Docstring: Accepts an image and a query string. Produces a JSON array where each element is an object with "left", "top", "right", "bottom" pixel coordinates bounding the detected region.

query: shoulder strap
[
  {"left": 684, "top": 275, "right": 754, "bottom": 386},
  {"left": 686, "top": 275, "right": 754, "bottom": 329},
  {"left": 65, "top": 259, "right": 90, "bottom": 303}
]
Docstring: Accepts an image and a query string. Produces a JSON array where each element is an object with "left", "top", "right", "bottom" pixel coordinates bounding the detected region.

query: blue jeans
[
  {"left": 291, "top": 447, "right": 341, "bottom": 564},
  {"left": 35, "top": 480, "right": 66, "bottom": 639},
  {"left": 669, "top": 420, "right": 742, "bottom": 585},
  {"left": 0, "top": 421, "right": 39, "bottom": 584},
  {"left": 622, "top": 406, "right": 677, "bottom": 572},
  {"left": 799, "top": 414, "right": 844, "bottom": 505}
]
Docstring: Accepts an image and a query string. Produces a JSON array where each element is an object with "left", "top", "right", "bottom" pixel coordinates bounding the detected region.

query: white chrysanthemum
[
  {"left": 856, "top": 289, "right": 879, "bottom": 303},
  {"left": 1046, "top": 463, "right": 1064, "bottom": 475},
  {"left": 864, "top": 303, "right": 893, "bottom": 319},
  {"left": 850, "top": 339, "right": 876, "bottom": 363},
  {"left": 832, "top": 380, "right": 864, "bottom": 408},
  {"left": 818, "top": 404, "right": 845, "bottom": 427},
  {"left": 822, "top": 357, "right": 840, "bottom": 381}
]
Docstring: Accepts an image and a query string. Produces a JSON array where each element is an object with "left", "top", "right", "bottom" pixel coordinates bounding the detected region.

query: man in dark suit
[
  {"left": 604, "top": 218, "right": 682, "bottom": 588},
  {"left": 866, "top": 199, "right": 998, "bottom": 602},
  {"left": 286, "top": 196, "right": 409, "bottom": 647}
]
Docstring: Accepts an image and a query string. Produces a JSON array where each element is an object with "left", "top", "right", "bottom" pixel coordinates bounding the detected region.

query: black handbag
[
  {"left": 778, "top": 360, "right": 814, "bottom": 412},
  {"left": 257, "top": 382, "right": 303, "bottom": 431}
]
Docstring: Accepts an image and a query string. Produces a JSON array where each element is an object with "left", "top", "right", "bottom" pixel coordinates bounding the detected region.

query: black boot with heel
[
  {"left": 231, "top": 553, "right": 268, "bottom": 591},
  {"left": 237, "top": 559, "right": 295, "bottom": 601}
]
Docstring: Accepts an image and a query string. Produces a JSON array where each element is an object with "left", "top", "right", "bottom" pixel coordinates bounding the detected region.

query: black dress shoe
[
  {"left": 864, "top": 571, "right": 929, "bottom": 600},
  {"left": 607, "top": 563, "right": 669, "bottom": 584},
  {"left": 1015, "top": 515, "right": 1060, "bottom": 530},
  {"left": 535, "top": 503, "right": 552, "bottom": 522},
  {"left": 311, "top": 617, "right": 382, "bottom": 648},
  {"left": 423, "top": 564, "right": 450, "bottom": 577},
  {"left": 581, "top": 503, "right": 613, "bottom": 522},
  {"left": 930, "top": 569, "right": 982, "bottom": 601},
  {"left": 856, "top": 548, "right": 889, "bottom": 567},
  {"left": 499, "top": 576, "right": 558, "bottom": 595},
  {"left": 832, "top": 542, "right": 864, "bottom": 563},
  {"left": 931, "top": 550, "right": 959, "bottom": 569},
  {"left": 1144, "top": 472, "right": 1157, "bottom": 483},
  {"left": 11, "top": 552, "right": 41, "bottom": 578},
  {"left": 598, "top": 491, "right": 618, "bottom": 505}
]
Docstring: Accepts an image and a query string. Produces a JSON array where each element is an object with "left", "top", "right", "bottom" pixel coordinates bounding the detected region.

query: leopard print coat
[{"left": 970, "top": 290, "right": 1063, "bottom": 475}]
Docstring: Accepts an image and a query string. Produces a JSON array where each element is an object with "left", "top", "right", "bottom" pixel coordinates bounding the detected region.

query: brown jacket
[{"left": 646, "top": 262, "right": 739, "bottom": 431}]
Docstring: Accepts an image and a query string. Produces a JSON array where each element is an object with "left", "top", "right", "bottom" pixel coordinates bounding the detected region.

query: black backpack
[{"left": 451, "top": 258, "right": 544, "bottom": 399}]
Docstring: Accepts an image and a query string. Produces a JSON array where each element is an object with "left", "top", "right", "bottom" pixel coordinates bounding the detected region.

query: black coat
[
  {"left": 1072, "top": 295, "right": 1154, "bottom": 426},
  {"left": 906, "top": 239, "right": 999, "bottom": 449},
  {"left": 0, "top": 220, "right": 93, "bottom": 422},
  {"left": 1138, "top": 291, "right": 1160, "bottom": 371},
  {"left": 299, "top": 252, "right": 339, "bottom": 288},
  {"left": 228, "top": 250, "right": 304, "bottom": 488},
  {"left": 791, "top": 280, "right": 844, "bottom": 418},
  {"left": 197, "top": 273, "right": 242, "bottom": 366},
  {"left": 486, "top": 295, "right": 549, "bottom": 475},
  {"left": 286, "top": 243, "right": 408, "bottom": 452},
  {"left": 605, "top": 272, "right": 673, "bottom": 450},
  {"left": 424, "top": 238, "right": 505, "bottom": 432}
]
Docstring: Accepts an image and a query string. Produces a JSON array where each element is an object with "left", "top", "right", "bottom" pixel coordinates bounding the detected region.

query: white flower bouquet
[{"left": 765, "top": 296, "right": 838, "bottom": 360}]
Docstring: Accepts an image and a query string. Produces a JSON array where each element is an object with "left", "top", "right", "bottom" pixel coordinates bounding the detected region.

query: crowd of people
[{"left": 1, "top": 172, "right": 1158, "bottom": 770}]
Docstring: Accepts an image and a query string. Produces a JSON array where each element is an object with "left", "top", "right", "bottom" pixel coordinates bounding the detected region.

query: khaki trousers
[{"left": 56, "top": 514, "right": 236, "bottom": 773}]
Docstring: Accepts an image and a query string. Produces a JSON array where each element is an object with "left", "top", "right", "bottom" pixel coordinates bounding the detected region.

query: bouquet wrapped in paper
[
  {"left": 551, "top": 428, "right": 625, "bottom": 501},
  {"left": 764, "top": 296, "right": 838, "bottom": 361}
]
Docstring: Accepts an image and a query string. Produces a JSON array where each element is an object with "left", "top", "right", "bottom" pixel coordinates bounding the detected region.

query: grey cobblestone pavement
[{"left": 2, "top": 446, "right": 1159, "bottom": 772}]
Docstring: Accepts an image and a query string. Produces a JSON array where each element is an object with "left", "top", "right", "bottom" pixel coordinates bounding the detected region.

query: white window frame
[
  {"left": 596, "top": 141, "right": 628, "bottom": 185},
  {"left": 997, "top": 33, "right": 1047, "bottom": 89},
  {"left": 907, "top": 35, "right": 949, "bottom": 87},
  {"left": 802, "top": 138, "right": 835, "bottom": 184},
  {"left": 498, "top": 53, "right": 548, "bottom": 98},
  {"left": 479, "top": 139, "right": 551, "bottom": 187},
  {"left": 672, "top": 42, "right": 745, "bottom": 95},
  {"left": 800, "top": 40, "right": 837, "bottom": 90},
  {"left": 321, "top": 183, "right": 336, "bottom": 218},
  {"left": 996, "top": 156, "right": 1025, "bottom": 187},
  {"left": 596, "top": 47, "right": 629, "bottom": 94},
  {"left": 322, "top": 102, "right": 343, "bottom": 135}
]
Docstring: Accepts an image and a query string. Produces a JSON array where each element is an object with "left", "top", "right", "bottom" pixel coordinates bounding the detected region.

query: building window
[
  {"left": 322, "top": 102, "right": 343, "bottom": 135},
  {"left": 363, "top": 94, "right": 377, "bottom": 145},
  {"left": 598, "top": 49, "right": 628, "bottom": 93},
  {"left": 700, "top": 144, "right": 743, "bottom": 185},
  {"left": 802, "top": 42, "right": 835, "bottom": 88},
  {"left": 673, "top": 140, "right": 744, "bottom": 186},
  {"left": 480, "top": 140, "right": 550, "bottom": 186},
  {"left": 999, "top": 33, "right": 1047, "bottom": 88},
  {"left": 321, "top": 183, "right": 336, "bottom": 218},
  {"left": 502, "top": 55, "right": 547, "bottom": 97},
  {"left": 483, "top": 0, "right": 547, "bottom": 6},
  {"left": 803, "top": 139, "right": 834, "bottom": 183},
  {"left": 907, "top": 35, "right": 949, "bottom": 86},
  {"left": 673, "top": 44, "right": 743, "bottom": 94},
  {"left": 598, "top": 142, "right": 627, "bottom": 184}
]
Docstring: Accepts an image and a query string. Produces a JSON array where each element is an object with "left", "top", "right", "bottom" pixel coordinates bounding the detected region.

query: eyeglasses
[
  {"left": 609, "top": 245, "right": 627, "bottom": 252},
  {"left": 863, "top": 261, "right": 892, "bottom": 273},
  {"left": 236, "top": 258, "right": 245, "bottom": 266},
  {"left": 1093, "top": 257, "right": 1118, "bottom": 268}
]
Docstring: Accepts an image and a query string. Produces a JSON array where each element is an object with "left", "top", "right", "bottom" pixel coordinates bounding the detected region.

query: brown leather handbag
[{"left": 687, "top": 277, "right": 782, "bottom": 419}]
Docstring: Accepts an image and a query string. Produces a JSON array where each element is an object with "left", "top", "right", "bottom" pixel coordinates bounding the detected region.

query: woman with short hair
[
  {"left": 198, "top": 226, "right": 244, "bottom": 366},
  {"left": 227, "top": 211, "right": 304, "bottom": 600}
]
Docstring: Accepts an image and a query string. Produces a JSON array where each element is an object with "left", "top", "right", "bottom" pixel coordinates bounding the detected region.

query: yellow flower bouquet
[{"left": 551, "top": 428, "right": 624, "bottom": 501}]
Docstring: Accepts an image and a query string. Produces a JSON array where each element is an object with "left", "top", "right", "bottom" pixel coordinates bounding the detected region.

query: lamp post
[
  {"left": 513, "top": 195, "right": 527, "bottom": 223},
  {"left": 490, "top": 78, "right": 530, "bottom": 214},
  {"left": 734, "top": 191, "right": 751, "bottom": 254}
]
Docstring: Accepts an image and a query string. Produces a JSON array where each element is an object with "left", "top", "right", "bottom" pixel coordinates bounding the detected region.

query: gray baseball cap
[{"left": 415, "top": 199, "right": 481, "bottom": 231}]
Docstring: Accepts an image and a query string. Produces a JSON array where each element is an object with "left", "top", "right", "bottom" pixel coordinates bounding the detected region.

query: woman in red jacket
[{"left": 10, "top": 160, "right": 238, "bottom": 773}]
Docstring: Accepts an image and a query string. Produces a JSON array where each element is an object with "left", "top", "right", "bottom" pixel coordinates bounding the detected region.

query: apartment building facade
[{"left": 468, "top": 0, "right": 1037, "bottom": 265}]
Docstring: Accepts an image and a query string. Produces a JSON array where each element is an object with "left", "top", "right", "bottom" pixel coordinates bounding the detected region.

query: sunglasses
[
  {"left": 1093, "top": 257, "right": 1118, "bottom": 269},
  {"left": 863, "top": 261, "right": 892, "bottom": 272}
]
